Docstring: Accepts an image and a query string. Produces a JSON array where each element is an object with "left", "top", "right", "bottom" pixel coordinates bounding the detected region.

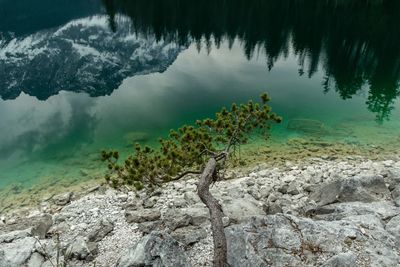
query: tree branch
[
  {"left": 171, "top": 170, "right": 202, "bottom": 180},
  {"left": 197, "top": 158, "right": 228, "bottom": 267}
]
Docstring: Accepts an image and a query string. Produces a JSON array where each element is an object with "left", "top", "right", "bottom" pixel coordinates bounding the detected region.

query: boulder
[
  {"left": 287, "top": 181, "right": 300, "bottom": 195},
  {"left": 137, "top": 221, "right": 162, "bottom": 234},
  {"left": 264, "top": 202, "right": 283, "bottom": 215},
  {"left": 65, "top": 236, "right": 93, "bottom": 261},
  {"left": 322, "top": 252, "right": 357, "bottom": 267},
  {"left": 222, "top": 197, "right": 264, "bottom": 223},
  {"left": 116, "top": 232, "right": 190, "bottom": 267},
  {"left": 310, "top": 176, "right": 390, "bottom": 206},
  {"left": 53, "top": 192, "right": 73, "bottom": 206},
  {"left": 0, "top": 236, "right": 37, "bottom": 266},
  {"left": 125, "top": 209, "right": 161, "bottom": 224},
  {"left": 395, "top": 197, "right": 400, "bottom": 207},
  {"left": 31, "top": 214, "right": 53, "bottom": 239},
  {"left": 277, "top": 184, "right": 288, "bottom": 194},
  {"left": 182, "top": 207, "right": 209, "bottom": 226},
  {"left": 183, "top": 191, "right": 199, "bottom": 205},
  {"left": 26, "top": 252, "right": 45, "bottom": 267},
  {"left": 392, "top": 185, "right": 400, "bottom": 199},
  {"left": 0, "top": 229, "right": 31, "bottom": 243},
  {"left": 308, "top": 201, "right": 400, "bottom": 221},
  {"left": 143, "top": 197, "right": 157, "bottom": 209},
  {"left": 226, "top": 214, "right": 400, "bottom": 267},
  {"left": 226, "top": 216, "right": 303, "bottom": 267},
  {"left": 164, "top": 210, "right": 192, "bottom": 231},
  {"left": 386, "top": 215, "right": 400, "bottom": 246},
  {"left": 87, "top": 218, "right": 114, "bottom": 242},
  {"left": 388, "top": 169, "right": 400, "bottom": 190},
  {"left": 170, "top": 226, "right": 207, "bottom": 246}
]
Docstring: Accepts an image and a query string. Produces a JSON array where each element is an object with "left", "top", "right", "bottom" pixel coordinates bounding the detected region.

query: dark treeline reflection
[{"left": 103, "top": 0, "right": 400, "bottom": 121}]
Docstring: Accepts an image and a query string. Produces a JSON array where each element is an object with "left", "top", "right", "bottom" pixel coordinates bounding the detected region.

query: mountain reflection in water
[{"left": 0, "top": 0, "right": 399, "bottom": 120}]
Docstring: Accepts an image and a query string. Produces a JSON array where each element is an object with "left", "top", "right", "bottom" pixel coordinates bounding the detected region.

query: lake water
[{"left": 1, "top": 0, "right": 400, "bottom": 207}]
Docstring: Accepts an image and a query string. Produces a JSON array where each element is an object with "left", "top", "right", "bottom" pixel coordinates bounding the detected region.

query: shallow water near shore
[{"left": 1, "top": 0, "right": 400, "bottom": 210}]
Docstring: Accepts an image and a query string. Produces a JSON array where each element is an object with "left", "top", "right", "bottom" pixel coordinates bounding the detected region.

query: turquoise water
[{"left": 0, "top": 0, "right": 399, "bottom": 199}]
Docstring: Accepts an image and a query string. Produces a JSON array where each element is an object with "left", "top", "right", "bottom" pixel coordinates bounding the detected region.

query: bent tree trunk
[{"left": 197, "top": 158, "right": 228, "bottom": 267}]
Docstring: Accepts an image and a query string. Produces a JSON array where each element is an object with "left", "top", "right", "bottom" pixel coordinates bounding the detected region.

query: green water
[{"left": 0, "top": 0, "right": 400, "bottom": 201}]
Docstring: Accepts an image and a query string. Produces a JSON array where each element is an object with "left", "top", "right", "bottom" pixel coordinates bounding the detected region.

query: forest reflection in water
[{"left": 103, "top": 0, "right": 400, "bottom": 122}]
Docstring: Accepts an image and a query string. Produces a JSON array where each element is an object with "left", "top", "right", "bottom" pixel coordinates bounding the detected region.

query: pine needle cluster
[{"left": 101, "top": 93, "right": 282, "bottom": 189}]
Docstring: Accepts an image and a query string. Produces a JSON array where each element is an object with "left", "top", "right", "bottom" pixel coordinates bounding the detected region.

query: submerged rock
[
  {"left": 287, "top": 119, "right": 327, "bottom": 135},
  {"left": 123, "top": 132, "right": 150, "bottom": 145}
]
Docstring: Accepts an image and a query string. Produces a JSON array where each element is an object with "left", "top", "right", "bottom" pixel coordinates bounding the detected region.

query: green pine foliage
[{"left": 101, "top": 93, "right": 282, "bottom": 190}]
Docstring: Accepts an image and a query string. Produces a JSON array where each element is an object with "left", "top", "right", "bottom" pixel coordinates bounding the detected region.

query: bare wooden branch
[{"left": 172, "top": 170, "right": 202, "bottom": 180}]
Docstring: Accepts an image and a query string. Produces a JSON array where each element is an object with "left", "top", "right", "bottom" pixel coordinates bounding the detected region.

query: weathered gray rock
[
  {"left": 322, "top": 252, "right": 357, "bottom": 267},
  {"left": 259, "top": 185, "right": 271, "bottom": 199},
  {"left": 311, "top": 176, "right": 391, "bottom": 206},
  {"left": 171, "top": 226, "right": 207, "bottom": 246},
  {"left": 53, "top": 192, "right": 73, "bottom": 206},
  {"left": 0, "top": 236, "right": 37, "bottom": 267},
  {"left": 395, "top": 197, "right": 400, "bottom": 207},
  {"left": 0, "top": 229, "right": 31, "bottom": 243},
  {"left": 226, "top": 216, "right": 303, "bottom": 267},
  {"left": 65, "top": 236, "right": 93, "bottom": 261},
  {"left": 222, "top": 216, "right": 230, "bottom": 227},
  {"left": 264, "top": 202, "right": 283, "bottom": 215},
  {"left": 116, "top": 232, "right": 190, "bottom": 267},
  {"left": 392, "top": 185, "right": 400, "bottom": 199},
  {"left": 386, "top": 215, "right": 400, "bottom": 246},
  {"left": 171, "top": 197, "right": 187, "bottom": 208},
  {"left": 388, "top": 169, "right": 400, "bottom": 190},
  {"left": 137, "top": 221, "right": 162, "bottom": 234},
  {"left": 287, "top": 181, "right": 300, "bottom": 195},
  {"left": 164, "top": 210, "right": 192, "bottom": 231},
  {"left": 222, "top": 198, "right": 264, "bottom": 223},
  {"left": 248, "top": 188, "right": 261, "bottom": 200},
  {"left": 26, "top": 252, "right": 45, "bottom": 267},
  {"left": 182, "top": 207, "right": 208, "bottom": 226},
  {"left": 226, "top": 214, "right": 400, "bottom": 267},
  {"left": 304, "top": 184, "right": 316, "bottom": 193},
  {"left": 87, "top": 218, "right": 114, "bottom": 242},
  {"left": 309, "top": 201, "right": 400, "bottom": 221},
  {"left": 87, "top": 241, "right": 99, "bottom": 256},
  {"left": 183, "top": 191, "right": 199, "bottom": 205},
  {"left": 277, "top": 184, "right": 288, "bottom": 194},
  {"left": 31, "top": 214, "right": 53, "bottom": 239},
  {"left": 143, "top": 197, "right": 157, "bottom": 209},
  {"left": 125, "top": 209, "right": 161, "bottom": 223}
]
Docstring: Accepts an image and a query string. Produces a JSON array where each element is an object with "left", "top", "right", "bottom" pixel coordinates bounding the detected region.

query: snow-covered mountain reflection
[{"left": 0, "top": 15, "right": 184, "bottom": 100}]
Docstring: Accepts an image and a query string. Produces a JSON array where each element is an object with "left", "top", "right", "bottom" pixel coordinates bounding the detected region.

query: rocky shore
[{"left": 1, "top": 157, "right": 400, "bottom": 266}]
